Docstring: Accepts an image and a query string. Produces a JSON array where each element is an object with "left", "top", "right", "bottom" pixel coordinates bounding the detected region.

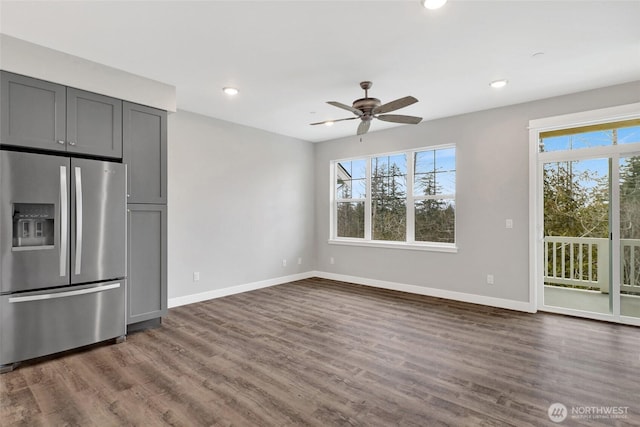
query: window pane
[
  {"left": 337, "top": 159, "right": 366, "bottom": 179},
  {"left": 351, "top": 159, "right": 367, "bottom": 179},
  {"left": 540, "top": 121, "right": 640, "bottom": 152},
  {"left": 414, "top": 172, "right": 435, "bottom": 196},
  {"left": 415, "top": 199, "right": 455, "bottom": 243},
  {"left": 336, "top": 159, "right": 366, "bottom": 199},
  {"left": 336, "top": 180, "right": 350, "bottom": 199},
  {"left": 414, "top": 151, "right": 434, "bottom": 175},
  {"left": 414, "top": 148, "right": 456, "bottom": 196},
  {"left": 372, "top": 154, "right": 407, "bottom": 177},
  {"left": 436, "top": 148, "right": 456, "bottom": 171},
  {"left": 371, "top": 154, "right": 407, "bottom": 241},
  {"left": 337, "top": 202, "right": 365, "bottom": 238},
  {"left": 352, "top": 178, "right": 366, "bottom": 199},
  {"left": 437, "top": 171, "right": 456, "bottom": 195},
  {"left": 372, "top": 197, "right": 406, "bottom": 241},
  {"left": 619, "top": 126, "right": 640, "bottom": 145},
  {"left": 542, "top": 131, "right": 614, "bottom": 151}
]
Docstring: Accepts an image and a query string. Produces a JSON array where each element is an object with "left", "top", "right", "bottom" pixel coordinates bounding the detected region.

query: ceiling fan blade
[
  {"left": 357, "top": 120, "right": 371, "bottom": 136},
  {"left": 310, "top": 117, "right": 358, "bottom": 126},
  {"left": 327, "top": 101, "right": 363, "bottom": 117},
  {"left": 373, "top": 96, "right": 418, "bottom": 114},
  {"left": 376, "top": 114, "right": 423, "bottom": 125}
]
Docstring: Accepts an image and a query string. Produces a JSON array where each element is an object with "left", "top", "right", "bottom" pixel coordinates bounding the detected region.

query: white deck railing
[
  {"left": 621, "top": 239, "right": 640, "bottom": 294},
  {"left": 544, "top": 236, "right": 640, "bottom": 294},
  {"left": 544, "top": 236, "right": 609, "bottom": 293}
]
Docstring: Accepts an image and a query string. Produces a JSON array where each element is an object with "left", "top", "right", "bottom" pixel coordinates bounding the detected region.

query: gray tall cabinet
[
  {"left": 0, "top": 71, "right": 168, "bottom": 331},
  {"left": 123, "top": 102, "right": 168, "bottom": 327}
]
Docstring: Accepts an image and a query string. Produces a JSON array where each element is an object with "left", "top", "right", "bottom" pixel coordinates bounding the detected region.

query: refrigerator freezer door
[
  {"left": 0, "top": 280, "right": 126, "bottom": 366},
  {"left": 70, "top": 158, "right": 126, "bottom": 284},
  {"left": 0, "top": 151, "right": 70, "bottom": 293}
]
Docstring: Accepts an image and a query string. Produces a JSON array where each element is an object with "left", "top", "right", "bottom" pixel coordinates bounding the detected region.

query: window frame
[{"left": 329, "top": 144, "right": 457, "bottom": 253}]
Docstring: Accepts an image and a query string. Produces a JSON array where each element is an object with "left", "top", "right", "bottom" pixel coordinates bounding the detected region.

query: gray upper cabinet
[
  {"left": 67, "top": 88, "right": 122, "bottom": 158},
  {"left": 123, "top": 102, "right": 167, "bottom": 204},
  {"left": 1, "top": 71, "right": 66, "bottom": 151},
  {"left": 1, "top": 71, "right": 123, "bottom": 159}
]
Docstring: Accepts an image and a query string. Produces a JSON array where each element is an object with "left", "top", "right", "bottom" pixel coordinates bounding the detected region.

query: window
[
  {"left": 336, "top": 159, "right": 366, "bottom": 238},
  {"left": 371, "top": 154, "right": 407, "bottom": 241},
  {"left": 331, "top": 145, "right": 456, "bottom": 251},
  {"left": 413, "top": 147, "right": 456, "bottom": 243},
  {"left": 539, "top": 119, "right": 640, "bottom": 152}
]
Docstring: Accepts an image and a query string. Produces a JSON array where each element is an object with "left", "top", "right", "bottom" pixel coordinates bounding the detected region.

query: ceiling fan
[{"left": 310, "top": 81, "right": 423, "bottom": 136}]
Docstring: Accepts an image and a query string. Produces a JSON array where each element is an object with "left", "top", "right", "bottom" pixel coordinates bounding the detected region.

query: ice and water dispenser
[{"left": 12, "top": 203, "right": 55, "bottom": 249}]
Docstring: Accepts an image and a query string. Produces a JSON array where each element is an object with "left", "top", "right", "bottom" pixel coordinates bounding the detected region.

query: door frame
[{"left": 528, "top": 102, "right": 640, "bottom": 325}]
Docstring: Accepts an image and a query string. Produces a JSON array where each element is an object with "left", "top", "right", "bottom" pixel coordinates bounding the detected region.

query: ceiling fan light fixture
[
  {"left": 310, "top": 81, "right": 422, "bottom": 136},
  {"left": 490, "top": 79, "right": 508, "bottom": 89},
  {"left": 421, "top": 0, "right": 447, "bottom": 10},
  {"left": 222, "top": 87, "right": 239, "bottom": 96}
]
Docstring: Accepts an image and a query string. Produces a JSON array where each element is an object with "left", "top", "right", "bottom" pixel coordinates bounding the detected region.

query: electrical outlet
[
  {"left": 330, "top": 257, "right": 335, "bottom": 265},
  {"left": 282, "top": 259, "right": 287, "bottom": 267},
  {"left": 506, "top": 219, "right": 513, "bottom": 229},
  {"left": 193, "top": 271, "right": 200, "bottom": 282},
  {"left": 487, "top": 274, "right": 494, "bottom": 285}
]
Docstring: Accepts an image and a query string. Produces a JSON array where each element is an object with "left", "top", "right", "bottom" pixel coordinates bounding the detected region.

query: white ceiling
[{"left": 1, "top": 1, "right": 639, "bottom": 142}]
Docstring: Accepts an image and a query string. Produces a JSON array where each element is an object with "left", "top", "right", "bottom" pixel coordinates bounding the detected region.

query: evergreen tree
[
  {"left": 543, "top": 162, "right": 608, "bottom": 238},
  {"left": 620, "top": 156, "right": 640, "bottom": 239},
  {"left": 336, "top": 176, "right": 365, "bottom": 238},
  {"left": 414, "top": 173, "right": 454, "bottom": 243},
  {"left": 371, "top": 160, "right": 406, "bottom": 241}
]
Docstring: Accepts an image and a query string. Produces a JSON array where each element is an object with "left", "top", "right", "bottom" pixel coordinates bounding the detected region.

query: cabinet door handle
[
  {"left": 57, "top": 140, "right": 66, "bottom": 145},
  {"left": 68, "top": 141, "right": 77, "bottom": 146}
]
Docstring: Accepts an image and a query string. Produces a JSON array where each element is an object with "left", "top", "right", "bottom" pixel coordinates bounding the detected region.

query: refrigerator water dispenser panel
[{"left": 12, "top": 203, "right": 55, "bottom": 249}]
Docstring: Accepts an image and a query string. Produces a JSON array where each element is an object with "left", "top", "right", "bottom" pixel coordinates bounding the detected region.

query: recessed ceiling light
[
  {"left": 421, "top": 0, "right": 447, "bottom": 10},
  {"left": 223, "top": 87, "right": 239, "bottom": 96},
  {"left": 490, "top": 79, "right": 508, "bottom": 89},
  {"left": 325, "top": 121, "right": 335, "bottom": 127}
]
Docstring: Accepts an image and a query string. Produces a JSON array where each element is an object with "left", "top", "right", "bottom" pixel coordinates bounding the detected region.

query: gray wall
[
  {"left": 314, "top": 81, "right": 640, "bottom": 303},
  {"left": 167, "top": 110, "right": 315, "bottom": 300}
]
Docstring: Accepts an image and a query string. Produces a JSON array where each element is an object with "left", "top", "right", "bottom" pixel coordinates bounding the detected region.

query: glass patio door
[
  {"left": 542, "top": 157, "right": 612, "bottom": 315},
  {"left": 619, "top": 155, "right": 640, "bottom": 319},
  {"left": 536, "top": 116, "right": 640, "bottom": 324}
]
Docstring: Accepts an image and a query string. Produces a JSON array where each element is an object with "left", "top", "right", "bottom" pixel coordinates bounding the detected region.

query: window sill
[{"left": 328, "top": 238, "right": 458, "bottom": 253}]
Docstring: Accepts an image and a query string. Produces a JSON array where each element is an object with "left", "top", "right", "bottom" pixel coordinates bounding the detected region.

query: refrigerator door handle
[
  {"left": 8, "top": 283, "right": 121, "bottom": 303},
  {"left": 60, "top": 166, "right": 68, "bottom": 277},
  {"left": 74, "top": 166, "right": 83, "bottom": 275}
]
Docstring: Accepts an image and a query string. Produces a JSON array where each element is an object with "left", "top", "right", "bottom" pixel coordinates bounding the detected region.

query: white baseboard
[
  {"left": 168, "top": 270, "right": 535, "bottom": 313},
  {"left": 168, "top": 271, "right": 315, "bottom": 308},
  {"left": 312, "top": 271, "right": 536, "bottom": 313}
]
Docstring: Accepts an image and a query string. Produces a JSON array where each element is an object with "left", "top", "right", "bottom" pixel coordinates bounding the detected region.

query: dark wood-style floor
[{"left": 2, "top": 277, "right": 639, "bottom": 426}]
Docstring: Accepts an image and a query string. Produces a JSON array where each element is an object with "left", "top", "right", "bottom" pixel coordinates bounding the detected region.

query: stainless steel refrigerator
[{"left": 0, "top": 150, "right": 126, "bottom": 370}]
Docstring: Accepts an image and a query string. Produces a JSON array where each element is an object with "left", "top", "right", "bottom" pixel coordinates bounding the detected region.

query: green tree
[
  {"left": 371, "top": 161, "right": 406, "bottom": 241},
  {"left": 620, "top": 156, "right": 640, "bottom": 239},
  {"left": 414, "top": 173, "right": 455, "bottom": 243},
  {"left": 619, "top": 156, "right": 640, "bottom": 288},
  {"left": 336, "top": 177, "right": 365, "bottom": 238},
  {"left": 543, "top": 162, "right": 608, "bottom": 238},
  {"left": 543, "top": 161, "right": 608, "bottom": 287}
]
